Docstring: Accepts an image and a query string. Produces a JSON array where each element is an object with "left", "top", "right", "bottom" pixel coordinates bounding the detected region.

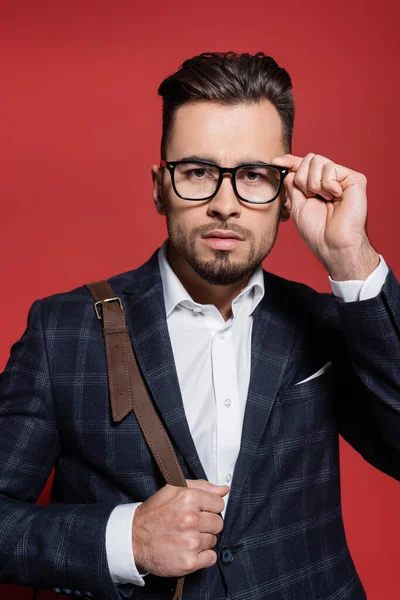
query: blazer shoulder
[
  {"left": 262, "top": 270, "right": 336, "bottom": 320},
  {"left": 264, "top": 269, "right": 332, "bottom": 301},
  {"left": 33, "top": 265, "right": 145, "bottom": 326}
]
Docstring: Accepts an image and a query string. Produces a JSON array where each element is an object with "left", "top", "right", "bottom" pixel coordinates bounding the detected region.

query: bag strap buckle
[{"left": 94, "top": 296, "right": 123, "bottom": 320}]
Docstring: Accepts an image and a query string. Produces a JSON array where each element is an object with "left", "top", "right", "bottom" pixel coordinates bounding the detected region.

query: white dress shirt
[{"left": 105, "top": 245, "right": 389, "bottom": 586}]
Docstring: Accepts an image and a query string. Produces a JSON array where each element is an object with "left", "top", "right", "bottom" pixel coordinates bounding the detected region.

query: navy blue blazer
[{"left": 0, "top": 249, "right": 399, "bottom": 600}]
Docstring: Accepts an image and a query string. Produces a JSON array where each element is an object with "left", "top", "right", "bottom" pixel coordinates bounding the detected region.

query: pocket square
[{"left": 294, "top": 361, "right": 332, "bottom": 386}]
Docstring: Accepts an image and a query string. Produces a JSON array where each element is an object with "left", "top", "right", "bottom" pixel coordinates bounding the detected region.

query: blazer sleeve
[
  {"left": 0, "top": 300, "right": 122, "bottom": 600},
  {"left": 330, "top": 267, "right": 400, "bottom": 480}
]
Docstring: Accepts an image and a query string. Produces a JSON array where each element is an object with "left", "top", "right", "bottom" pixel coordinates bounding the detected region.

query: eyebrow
[{"left": 178, "top": 154, "right": 272, "bottom": 167}]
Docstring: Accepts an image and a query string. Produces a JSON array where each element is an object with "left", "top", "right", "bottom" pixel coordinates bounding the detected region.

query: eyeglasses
[{"left": 160, "top": 159, "right": 289, "bottom": 205}]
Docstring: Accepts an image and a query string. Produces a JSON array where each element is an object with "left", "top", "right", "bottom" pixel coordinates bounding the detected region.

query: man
[{"left": 0, "top": 51, "right": 399, "bottom": 600}]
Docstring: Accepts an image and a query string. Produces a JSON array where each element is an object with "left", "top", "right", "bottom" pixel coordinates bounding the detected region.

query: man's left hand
[{"left": 271, "top": 153, "right": 380, "bottom": 280}]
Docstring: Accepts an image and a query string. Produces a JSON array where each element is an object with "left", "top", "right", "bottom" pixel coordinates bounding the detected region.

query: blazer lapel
[
  {"left": 120, "top": 250, "right": 207, "bottom": 481},
  {"left": 225, "top": 271, "right": 298, "bottom": 520}
]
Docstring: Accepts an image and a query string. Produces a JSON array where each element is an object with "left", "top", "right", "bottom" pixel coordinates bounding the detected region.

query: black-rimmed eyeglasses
[{"left": 160, "top": 159, "right": 289, "bottom": 205}]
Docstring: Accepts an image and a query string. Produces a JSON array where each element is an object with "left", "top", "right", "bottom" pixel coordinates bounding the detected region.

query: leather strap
[{"left": 85, "top": 281, "right": 186, "bottom": 600}]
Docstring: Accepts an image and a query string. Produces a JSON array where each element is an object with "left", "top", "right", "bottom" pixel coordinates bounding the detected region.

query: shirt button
[
  {"left": 224, "top": 399, "right": 232, "bottom": 408},
  {"left": 219, "top": 332, "right": 225, "bottom": 339},
  {"left": 192, "top": 307, "right": 202, "bottom": 314},
  {"left": 225, "top": 473, "right": 232, "bottom": 483},
  {"left": 220, "top": 547, "right": 234, "bottom": 565}
]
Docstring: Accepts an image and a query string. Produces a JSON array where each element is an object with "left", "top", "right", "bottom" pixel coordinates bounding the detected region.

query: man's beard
[{"left": 167, "top": 220, "right": 275, "bottom": 286}]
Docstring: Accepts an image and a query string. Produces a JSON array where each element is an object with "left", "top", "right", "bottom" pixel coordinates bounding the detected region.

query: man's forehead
[
  {"left": 167, "top": 99, "right": 284, "bottom": 162},
  {"left": 172, "top": 153, "right": 278, "bottom": 167}
]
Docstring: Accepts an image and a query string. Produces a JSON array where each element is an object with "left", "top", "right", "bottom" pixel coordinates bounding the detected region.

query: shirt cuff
[
  {"left": 105, "top": 502, "right": 147, "bottom": 586},
  {"left": 329, "top": 255, "right": 389, "bottom": 302}
]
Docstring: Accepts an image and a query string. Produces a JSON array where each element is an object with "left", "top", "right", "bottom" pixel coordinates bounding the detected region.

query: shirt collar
[{"left": 158, "top": 240, "right": 265, "bottom": 318}]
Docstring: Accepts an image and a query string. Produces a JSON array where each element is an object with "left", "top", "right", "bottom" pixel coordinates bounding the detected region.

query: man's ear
[{"left": 151, "top": 164, "right": 166, "bottom": 216}]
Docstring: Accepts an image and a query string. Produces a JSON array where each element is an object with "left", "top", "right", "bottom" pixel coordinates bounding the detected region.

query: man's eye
[
  {"left": 239, "top": 171, "right": 262, "bottom": 182},
  {"left": 186, "top": 168, "right": 216, "bottom": 179},
  {"left": 245, "top": 172, "right": 260, "bottom": 181},
  {"left": 190, "top": 169, "right": 206, "bottom": 178}
]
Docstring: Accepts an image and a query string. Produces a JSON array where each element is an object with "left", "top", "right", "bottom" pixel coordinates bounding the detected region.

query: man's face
[{"left": 152, "top": 99, "right": 289, "bottom": 286}]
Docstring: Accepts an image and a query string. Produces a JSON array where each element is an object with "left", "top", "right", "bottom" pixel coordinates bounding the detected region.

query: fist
[
  {"left": 132, "top": 479, "right": 229, "bottom": 577},
  {"left": 272, "top": 153, "right": 379, "bottom": 280}
]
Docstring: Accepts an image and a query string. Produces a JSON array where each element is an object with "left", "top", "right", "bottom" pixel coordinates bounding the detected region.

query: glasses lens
[
  {"left": 174, "top": 162, "right": 219, "bottom": 199},
  {"left": 236, "top": 166, "right": 281, "bottom": 203}
]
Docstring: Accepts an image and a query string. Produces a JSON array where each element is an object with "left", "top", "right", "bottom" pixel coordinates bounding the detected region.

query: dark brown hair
[{"left": 157, "top": 51, "right": 295, "bottom": 159}]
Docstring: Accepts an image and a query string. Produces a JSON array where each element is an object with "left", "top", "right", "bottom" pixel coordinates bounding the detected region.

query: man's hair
[{"left": 157, "top": 51, "right": 295, "bottom": 159}]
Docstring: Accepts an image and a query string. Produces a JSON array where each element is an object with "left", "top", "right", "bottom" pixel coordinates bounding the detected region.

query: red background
[{"left": 1, "top": 1, "right": 399, "bottom": 598}]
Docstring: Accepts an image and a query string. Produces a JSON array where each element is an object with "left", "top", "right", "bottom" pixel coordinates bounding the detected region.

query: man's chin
[
  {"left": 189, "top": 257, "right": 258, "bottom": 287},
  {"left": 198, "top": 242, "right": 246, "bottom": 263}
]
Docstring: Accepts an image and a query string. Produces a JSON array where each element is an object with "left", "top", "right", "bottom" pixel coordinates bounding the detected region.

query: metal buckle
[{"left": 94, "top": 297, "right": 123, "bottom": 320}]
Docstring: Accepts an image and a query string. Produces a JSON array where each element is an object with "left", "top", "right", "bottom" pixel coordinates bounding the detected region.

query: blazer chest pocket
[{"left": 278, "top": 366, "right": 336, "bottom": 407}]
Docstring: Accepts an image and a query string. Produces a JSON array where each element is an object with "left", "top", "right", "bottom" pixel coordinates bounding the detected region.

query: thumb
[
  {"left": 283, "top": 172, "right": 295, "bottom": 206},
  {"left": 186, "top": 479, "right": 230, "bottom": 497},
  {"left": 284, "top": 171, "right": 295, "bottom": 196},
  {"left": 284, "top": 172, "right": 308, "bottom": 214}
]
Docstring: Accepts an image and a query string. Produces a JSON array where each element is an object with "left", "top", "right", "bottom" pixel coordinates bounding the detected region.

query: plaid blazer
[{"left": 0, "top": 249, "right": 399, "bottom": 600}]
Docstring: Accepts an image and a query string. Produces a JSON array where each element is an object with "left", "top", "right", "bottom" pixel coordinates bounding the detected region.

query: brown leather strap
[{"left": 85, "top": 280, "right": 186, "bottom": 599}]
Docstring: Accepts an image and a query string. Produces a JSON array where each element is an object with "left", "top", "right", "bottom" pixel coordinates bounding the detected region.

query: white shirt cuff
[
  {"left": 105, "top": 502, "right": 147, "bottom": 586},
  {"left": 329, "top": 255, "right": 388, "bottom": 302}
]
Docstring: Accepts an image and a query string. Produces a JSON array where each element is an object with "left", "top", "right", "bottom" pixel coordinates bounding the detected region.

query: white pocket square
[{"left": 294, "top": 361, "right": 332, "bottom": 386}]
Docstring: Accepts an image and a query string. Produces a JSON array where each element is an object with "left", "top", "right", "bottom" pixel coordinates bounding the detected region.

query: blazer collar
[
  {"left": 222, "top": 270, "right": 298, "bottom": 527},
  {"left": 119, "top": 249, "right": 207, "bottom": 481}
]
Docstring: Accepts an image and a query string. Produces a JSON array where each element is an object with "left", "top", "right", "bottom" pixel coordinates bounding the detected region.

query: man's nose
[{"left": 206, "top": 175, "right": 241, "bottom": 220}]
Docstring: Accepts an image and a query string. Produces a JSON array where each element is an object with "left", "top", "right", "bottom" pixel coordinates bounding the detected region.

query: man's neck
[{"left": 166, "top": 243, "right": 251, "bottom": 322}]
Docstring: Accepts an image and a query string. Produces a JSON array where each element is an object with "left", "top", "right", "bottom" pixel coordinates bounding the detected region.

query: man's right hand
[{"left": 132, "top": 479, "right": 229, "bottom": 577}]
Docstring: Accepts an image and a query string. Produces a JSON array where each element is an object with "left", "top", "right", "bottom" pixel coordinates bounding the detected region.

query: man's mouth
[
  {"left": 201, "top": 230, "right": 245, "bottom": 250},
  {"left": 203, "top": 230, "right": 245, "bottom": 241}
]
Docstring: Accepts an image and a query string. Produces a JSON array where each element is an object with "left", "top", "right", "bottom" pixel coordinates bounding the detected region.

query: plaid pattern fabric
[{"left": 0, "top": 248, "right": 399, "bottom": 599}]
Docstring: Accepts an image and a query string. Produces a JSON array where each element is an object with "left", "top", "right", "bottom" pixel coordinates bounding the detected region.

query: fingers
[
  {"left": 196, "top": 489, "right": 226, "bottom": 514},
  {"left": 198, "top": 532, "right": 217, "bottom": 552},
  {"left": 135, "top": 481, "right": 226, "bottom": 578},
  {"left": 295, "top": 153, "right": 316, "bottom": 198},
  {"left": 176, "top": 482, "right": 227, "bottom": 514},
  {"left": 180, "top": 546, "right": 217, "bottom": 575},
  {"left": 271, "top": 154, "right": 302, "bottom": 171},
  {"left": 193, "top": 533, "right": 217, "bottom": 571},
  {"left": 215, "top": 486, "right": 230, "bottom": 497},
  {"left": 187, "top": 539, "right": 218, "bottom": 573},
  {"left": 181, "top": 531, "right": 219, "bottom": 574},
  {"left": 198, "top": 511, "right": 224, "bottom": 535},
  {"left": 186, "top": 479, "right": 229, "bottom": 500},
  {"left": 276, "top": 153, "right": 345, "bottom": 201},
  {"left": 321, "top": 161, "right": 343, "bottom": 198},
  {"left": 282, "top": 172, "right": 302, "bottom": 212},
  {"left": 195, "top": 549, "right": 218, "bottom": 571},
  {"left": 186, "top": 479, "right": 229, "bottom": 496}
]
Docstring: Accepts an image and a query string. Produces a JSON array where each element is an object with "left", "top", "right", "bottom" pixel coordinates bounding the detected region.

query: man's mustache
[{"left": 192, "top": 223, "right": 254, "bottom": 240}]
